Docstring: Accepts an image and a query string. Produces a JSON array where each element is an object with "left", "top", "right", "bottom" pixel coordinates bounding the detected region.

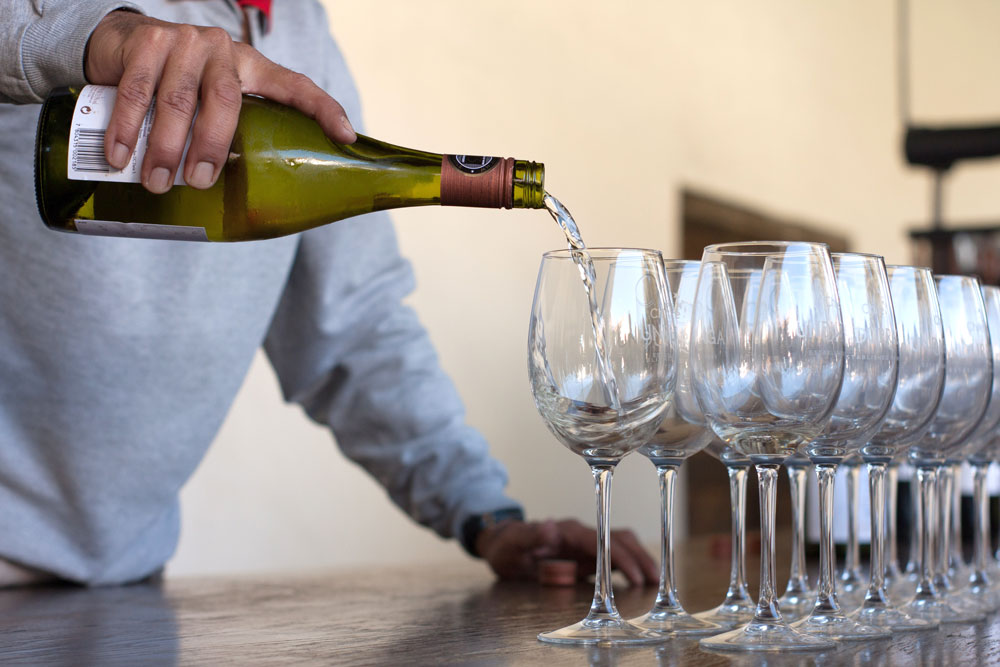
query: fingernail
[
  {"left": 147, "top": 167, "right": 171, "bottom": 194},
  {"left": 341, "top": 116, "right": 357, "bottom": 141},
  {"left": 111, "top": 142, "right": 130, "bottom": 169},
  {"left": 188, "top": 161, "right": 215, "bottom": 189}
]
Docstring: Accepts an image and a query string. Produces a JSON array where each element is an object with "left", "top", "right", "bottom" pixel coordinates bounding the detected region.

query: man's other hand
[{"left": 477, "top": 519, "right": 658, "bottom": 587}]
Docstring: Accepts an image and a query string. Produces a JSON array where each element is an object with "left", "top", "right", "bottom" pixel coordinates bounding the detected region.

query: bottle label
[
  {"left": 448, "top": 155, "right": 499, "bottom": 175},
  {"left": 73, "top": 219, "right": 209, "bottom": 242},
  {"left": 67, "top": 85, "right": 191, "bottom": 185}
]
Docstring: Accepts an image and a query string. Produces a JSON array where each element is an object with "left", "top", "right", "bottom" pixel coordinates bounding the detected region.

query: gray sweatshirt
[{"left": 0, "top": 0, "right": 518, "bottom": 585}]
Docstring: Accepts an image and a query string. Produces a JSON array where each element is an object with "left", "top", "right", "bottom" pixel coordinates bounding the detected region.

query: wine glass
[
  {"left": 852, "top": 265, "right": 943, "bottom": 631},
  {"left": 953, "top": 285, "right": 1000, "bottom": 612},
  {"left": 902, "top": 274, "right": 993, "bottom": 624},
  {"left": 790, "top": 252, "right": 897, "bottom": 642},
  {"left": 778, "top": 453, "right": 816, "bottom": 621},
  {"left": 528, "top": 248, "right": 676, "bottom": 645},
  {"left": 629, "top": 259, "right": 721, "bottom": 636},
  {"left": 693, "top": 440, "right": 755, "bottom": 630},
  {"left": 691, "top": 241, "right": 844, "bottom": 652}
]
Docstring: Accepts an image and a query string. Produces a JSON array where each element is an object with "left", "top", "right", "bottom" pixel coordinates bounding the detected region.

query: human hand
[
  {"left": 476, "top": 519, "right": 658, "bottom": 587},
  {"left": 83, "top": 10, "right": 357, "bottom": 194}
]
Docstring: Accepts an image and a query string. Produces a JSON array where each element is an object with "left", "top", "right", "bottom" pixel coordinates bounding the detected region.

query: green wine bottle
[{"left": 35, "top": 86, "right": 545, "bottom": 242}]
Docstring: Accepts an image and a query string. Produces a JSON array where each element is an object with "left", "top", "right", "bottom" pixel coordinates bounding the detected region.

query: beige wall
[{"left": 168, "top": 0, "right": 1000, "bottom": 575}]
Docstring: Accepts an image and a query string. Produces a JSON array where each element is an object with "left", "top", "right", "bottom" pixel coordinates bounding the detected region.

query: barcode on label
[{"left": 72, "top": 128, "right": 110, "bottom": 173}]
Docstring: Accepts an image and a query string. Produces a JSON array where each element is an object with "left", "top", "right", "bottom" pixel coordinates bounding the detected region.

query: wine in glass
[{"left": 528, "top": 248, "right": 676, "bottom": 645}]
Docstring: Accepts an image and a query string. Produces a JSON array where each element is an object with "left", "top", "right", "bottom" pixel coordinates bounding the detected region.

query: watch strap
[{"left": 459, "top": 507, "right": 525, "bottom": 557}]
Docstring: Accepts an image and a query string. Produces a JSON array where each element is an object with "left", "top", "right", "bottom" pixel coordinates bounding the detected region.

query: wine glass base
[
  {"left": 948, "top": 565, "right": 971, "bottom": 589},
  {"left": 777, "top": 591, "right": 817, "bottom": 622},
  {"left": 888, "top": 578, "right": 917, "bottom": 606},
  {"left": 835, "top": 583, "right": 867, "bottom": 613},
  {"left": 901, "top": 596, "right": 986, "bottom": 624},
  {"left": 538, "top": 617, "right": 664, "bottom": 646},
  {"left": 948, "top": 588, "right": 1000, "bottom": 615},
  {"left": 629, "top": 609, "right": 722, "bottom": 636},
  {"left": 852, "top": 604, "right": 938, "bottom": 631},
  {"left": 699, "top": 621, "right": 836, "bottom": 652},
  {"left": 791, "top": 612, "right": 892, "bottom": 641},
  {"left": 693, "top": 601, "right": 755, "bottom": 631}
]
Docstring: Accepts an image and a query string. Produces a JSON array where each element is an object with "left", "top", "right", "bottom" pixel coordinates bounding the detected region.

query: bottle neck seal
[{"left": 440, "top": 156, "right": 544, "bottom": 209}]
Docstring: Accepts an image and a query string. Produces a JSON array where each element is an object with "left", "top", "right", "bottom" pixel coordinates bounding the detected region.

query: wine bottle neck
[
  {"left": 512, "top": 159, "right": 544, "bottom": 209},
  {"left": 440, "top": 156, "right": 544, "bottom": 210}
]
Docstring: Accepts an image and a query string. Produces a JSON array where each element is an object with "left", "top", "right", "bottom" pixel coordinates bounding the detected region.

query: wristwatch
[{"left": 459, "top": 507, "right": 525, "bottom": 557}]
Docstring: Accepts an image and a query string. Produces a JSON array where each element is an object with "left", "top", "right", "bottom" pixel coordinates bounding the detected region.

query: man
[{"left": 0, "top": 1, "right": 656, "bottom": 586}]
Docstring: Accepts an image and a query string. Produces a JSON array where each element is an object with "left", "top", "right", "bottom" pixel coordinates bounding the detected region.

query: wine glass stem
[
  {"left": 972, "top": 462, "right": 992, "bottom": 588},
  {"left": 814, "top": 463, "right": 842, "bottom": 612},
  {"left": 785, "top": 464, "right": 810, "bottom": 596},
  {"left": 907, "top": 464, "right": 920, "bottom": 575},
  {"left": 886, "top": 463, "right": 901, "bottom": 575},
  {"left": 951, "top": 462, "right": 963, "bottom": 571},
  {"left": 722, "top": 464, "right": 752, "bottom": 605},
  {"left": 753, "top": 464, "right": 782, "bottom": 622},
  {"left": 864, "top": 461, "right": 890, "bottom": 606},
  {"left": 844, "top": 464, "right": 861, "bottom": 576},
  {"left": 914, "top": 465, "right": 938, "bottom": 600},
  {"left": 589, "top": 464, "right": 620, "bottom": 619},
  {"left": 935, "top": 465, "right": 952, "bottom": 591},
  {"left": 651, "top": 464, "right": 682, "bottom": 612}
]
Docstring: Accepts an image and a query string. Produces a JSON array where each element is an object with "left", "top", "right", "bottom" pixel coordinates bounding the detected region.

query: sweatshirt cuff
[{"left": 20, "top": 3, "right": 143, "bottom": 103}]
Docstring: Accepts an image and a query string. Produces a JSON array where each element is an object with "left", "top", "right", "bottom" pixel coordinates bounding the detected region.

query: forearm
[
  {"left": 0, "top": 1, "right": 141, "bottom": 103},
  {"left": 264, "top": 218, "right": 520, "bottom": 540}
]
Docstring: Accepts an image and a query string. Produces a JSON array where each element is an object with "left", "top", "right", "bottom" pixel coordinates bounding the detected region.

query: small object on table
[{"left": 538, "top": 559, "right": 578, "bottom": 587}]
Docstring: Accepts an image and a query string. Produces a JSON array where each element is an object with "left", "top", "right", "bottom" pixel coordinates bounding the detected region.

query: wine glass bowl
[{"left": 905, "top": 276, "right": 992, "bottom": 466}]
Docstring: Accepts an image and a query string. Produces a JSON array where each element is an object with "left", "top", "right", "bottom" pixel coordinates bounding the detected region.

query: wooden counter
[{"left": 0, "top": 536, "right": 997, "bottom": 665}]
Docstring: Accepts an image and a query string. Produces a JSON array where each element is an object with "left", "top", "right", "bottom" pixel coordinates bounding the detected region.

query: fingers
[
  {"left": 611, "top": 529, "right": 659, "bottom": 586},
  {"left": 181, "top": 36, "right": 243, "bottom": 189},
  {"left": 554, "top": 520, "right": 657, "bottom": 587},
  {"left": 530, "top": 519, "right": 561, "bottom": 559},
  {"left": 478, "top": 521, "right": 544, "bottom": 581},
  {"left": 141, "top": 36, "right": 204, "bottom": 193},
  {"left": 238, "top": 45, "right": 357, "bottom": 144},
  {"left": 84, "top": 11, "right": 356, "bottom": 195},
  {"left": 480, "top": 519, "right": 656, "bottom": 587},
  {"left": 102, "top": 40, "right": 166, "bottom": 172}
]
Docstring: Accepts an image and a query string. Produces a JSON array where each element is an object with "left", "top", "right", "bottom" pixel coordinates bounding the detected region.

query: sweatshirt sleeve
[
  {"left": 262, "top": 3, "right": 522, "bottom": 541},
  {"left": 0, "top": 1, "right": 142, "bottom": 104},
  {"left": 263, "top": 217, "right": 523, "bottom": 540}
]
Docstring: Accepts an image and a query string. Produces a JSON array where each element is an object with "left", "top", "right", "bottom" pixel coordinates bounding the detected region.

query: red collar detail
[{"left": 237, "top": 0, "right": 272, "bottom": 20}]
